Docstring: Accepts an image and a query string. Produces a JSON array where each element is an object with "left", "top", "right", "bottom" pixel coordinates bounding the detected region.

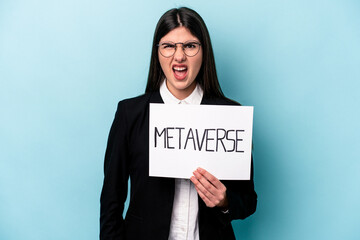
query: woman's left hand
[{"left": 190, "top": 167, "right": 228, "bottom": 208}]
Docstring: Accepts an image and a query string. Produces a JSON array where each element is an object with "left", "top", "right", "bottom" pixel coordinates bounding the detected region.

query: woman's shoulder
[
  {"left": 119, "top": 92, "right": 149, "bottom": 104},
  {"left": 202, "top": 95, "right": 242, "bottom": 106},
  {"left": 118, "top": 91, "right": 161, "bottom": 107},
  {"left": 115, "top": 91, "right": 162, "bottom": 118},
  {"left": 221, "top": 96, "right": 242, "bottom": 106}
]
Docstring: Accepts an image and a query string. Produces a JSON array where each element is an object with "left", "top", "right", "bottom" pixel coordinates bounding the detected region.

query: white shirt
[{"left": 159, "top": 80, "right": 203, "bottom": 240}]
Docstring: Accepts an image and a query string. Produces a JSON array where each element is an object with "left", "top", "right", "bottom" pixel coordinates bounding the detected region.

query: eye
[
  {"left": 184, "top": 43, "right": 197, "bottom": 49},
  {"left": 162, "top": 43, "right": 175, "bottom": 49}
]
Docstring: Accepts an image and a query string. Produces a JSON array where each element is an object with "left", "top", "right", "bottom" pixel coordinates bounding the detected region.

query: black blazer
[{"left": 100, "top": 91, "right": 257, "bottom": 240}]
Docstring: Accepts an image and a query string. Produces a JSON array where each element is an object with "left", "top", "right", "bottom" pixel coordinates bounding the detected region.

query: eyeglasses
[{"left": 157, "top": 41, "right": 201, "bottom": 58}]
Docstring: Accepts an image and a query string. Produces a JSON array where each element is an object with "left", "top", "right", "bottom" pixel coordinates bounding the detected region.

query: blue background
[{"left": 1, "top": 0, "right": 359, "bottom": 239}]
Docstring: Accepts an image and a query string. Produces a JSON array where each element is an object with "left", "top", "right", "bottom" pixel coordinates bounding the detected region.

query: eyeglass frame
[{"left": 157, "top": 41, "right": 202, "bottom": 58}]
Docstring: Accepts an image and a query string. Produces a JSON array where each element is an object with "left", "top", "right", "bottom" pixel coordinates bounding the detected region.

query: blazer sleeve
[
  {"left": 225, "top": 155, "right": 257, "bottom": 220},
  {"left": 100, "top": 101, "right": 130, "bottom": 240},
  {"left": 214, "top": 156, "right": 257, "bottom": 226},
  {"left": 200, "top": 98, "right": 257, "bottom": 226}
]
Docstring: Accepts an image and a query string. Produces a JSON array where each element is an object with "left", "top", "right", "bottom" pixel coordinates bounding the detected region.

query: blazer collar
[
  {"left": 149, "top": 91, "right": 220, "bottom": 105},
  {"left": 149, "top": 91, "right": 164, "bottom": 104}
]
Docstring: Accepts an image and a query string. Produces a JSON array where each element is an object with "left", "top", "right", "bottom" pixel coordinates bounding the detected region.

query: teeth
[{"left": 173, "top": 67, "right": 187, "bottom": 71}]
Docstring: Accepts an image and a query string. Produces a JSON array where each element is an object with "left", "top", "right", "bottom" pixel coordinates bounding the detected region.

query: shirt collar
[{"left": 159, "top": 79, "right": 203, "bottom": 105}]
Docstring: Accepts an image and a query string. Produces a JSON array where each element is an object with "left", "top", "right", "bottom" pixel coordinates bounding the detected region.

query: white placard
[{"left": 149, "top": 103, "right": 253, "bottom": 180}]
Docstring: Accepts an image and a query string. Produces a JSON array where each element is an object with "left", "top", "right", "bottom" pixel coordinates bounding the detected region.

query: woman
[{"left": 100, "top": 7, "right": 257, "bottom": 240}]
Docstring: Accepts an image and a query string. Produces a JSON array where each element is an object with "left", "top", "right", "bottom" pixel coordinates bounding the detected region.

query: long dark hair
[{"left": 145, "top": 7, "right": 225, "bottom": 98}]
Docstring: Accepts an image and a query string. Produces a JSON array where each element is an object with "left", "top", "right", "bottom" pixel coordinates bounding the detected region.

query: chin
[{"left": 175, "top": 81, "right": 192, "bottom": 90}]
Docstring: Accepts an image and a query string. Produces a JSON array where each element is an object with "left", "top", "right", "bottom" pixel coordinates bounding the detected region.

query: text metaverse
[{"left": 154, "top": 127, "right": 245, "bottom": 153}]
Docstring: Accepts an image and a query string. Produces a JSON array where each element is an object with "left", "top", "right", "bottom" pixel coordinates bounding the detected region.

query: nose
[{"left": 173, "top": 45, "right": 186, "bottom": 62}]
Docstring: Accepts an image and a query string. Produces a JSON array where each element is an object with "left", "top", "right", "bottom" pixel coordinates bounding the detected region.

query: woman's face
[{"left": 158, "top": 27, "right": 203, "bottom": 100}]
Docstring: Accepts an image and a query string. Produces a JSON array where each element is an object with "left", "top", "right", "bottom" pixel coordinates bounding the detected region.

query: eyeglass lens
[{"left": 159, "top": 42, "right": 201, "bottom": 57}]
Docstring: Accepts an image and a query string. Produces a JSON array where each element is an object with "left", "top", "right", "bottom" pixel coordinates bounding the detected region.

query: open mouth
[{"left": 173, "top": 65, "right": 188, "bottom": 80}]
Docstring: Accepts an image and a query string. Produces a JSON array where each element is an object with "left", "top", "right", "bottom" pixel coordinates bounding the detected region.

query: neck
[{"left": 166, "top": 81, "right": 197, "bottom": 100}]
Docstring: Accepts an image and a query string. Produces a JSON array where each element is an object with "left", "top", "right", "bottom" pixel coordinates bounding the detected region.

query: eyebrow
[{"left": 159, "top": 40, "right": 200, "bottom": 44}]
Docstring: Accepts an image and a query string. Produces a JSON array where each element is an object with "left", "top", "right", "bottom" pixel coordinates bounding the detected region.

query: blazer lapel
[
  {"left": 149, "top": 91, "right": 164, "bottom": 104},
  {"left": 201, "top": 95, "right": 220, "bottom": 105}
]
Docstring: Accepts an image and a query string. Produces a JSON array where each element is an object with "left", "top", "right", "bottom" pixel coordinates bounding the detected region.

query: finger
[
  {"left": 191, "top": 179, "right": 216, "bottom": 208},
  {"left": 190, "top": 176, "right": 215, "bottom": 200},
  {"left": 197, "top": 167, "right": 224, "bottom": 189},
  {"left": 195, "top": 183, "right": 226, "bottom": 208},
  {"left": 193, "top": 170, "right": 217, "bottom": 195},
  {"left": 193, "top": 169, "right": 228, "bottom": 207},
  {"left": 194, "top": 185, "right": 216, "bottom": 207},
  {"left": 191, "top": 176, "right": 224, "bottom": 207},
  {"left": 190, "top": 175, "right": 216, "bottom": 201}
]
